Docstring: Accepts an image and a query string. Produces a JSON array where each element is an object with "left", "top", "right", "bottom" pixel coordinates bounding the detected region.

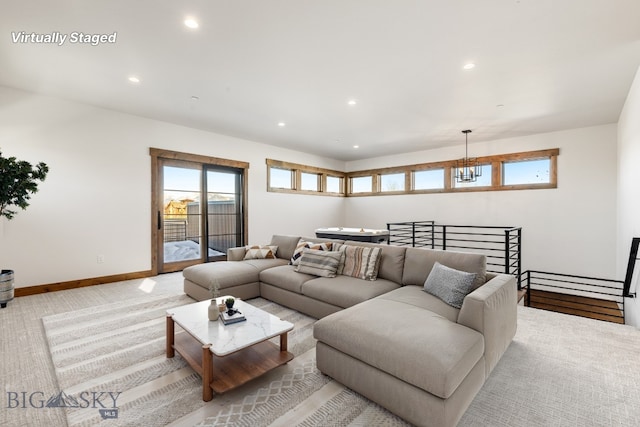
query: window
[
  {"left": 266, "top": 159, "right": 345, "bottom": 196},
  {"left": 380, "top": 173, "right": 405, "bottom": 192},
  {"left": 351, "top": 176, "right": 372, "bottom": 193},
  {"left": 268, "top": 148, "right": 557, "bottom": 197},
  {"left": 269, "top": 167, "right": 292, "bottom": 189},
  {"left": 413, "top": 169, "right": 444, "bottom": 190},
  {"left": 300, "top": 172, "right": 319, "bottom": 191},
  {"left": 453, "top": 164, "right": 492, "bottom": 188},
  {"left": 326, "top": 175, "right": 343, "bottom": 193},
  {"left": 503, "top": 158, "right": 551, "bottom": 185}
]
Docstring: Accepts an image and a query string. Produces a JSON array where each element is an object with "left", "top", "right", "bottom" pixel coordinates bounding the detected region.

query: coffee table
[{"left": 166, "top": 297, "right": 294, "bottom": 401}]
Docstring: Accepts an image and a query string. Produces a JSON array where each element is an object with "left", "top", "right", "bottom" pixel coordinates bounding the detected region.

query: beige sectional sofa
[{"left": 182, "top": 234, "right": 517, "bottom": 427}]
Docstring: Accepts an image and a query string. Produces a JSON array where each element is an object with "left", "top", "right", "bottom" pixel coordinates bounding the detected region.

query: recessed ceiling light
[
  {"left": 347, "top": 99, "right": 357, "bottom": 106},
  {"left": 191, "top": 96, "right": 199, "bottom": 101},
  {"left": 463, "top": 63, "right": 476, "bottom": 70},
  {"left": 496, "top": 104, "right": 504, "bottom": 108},
  {"left": 184, "top": 18, "right": 199, "bottom": 29},
  {"left": 278, "top": 122, "right": 286, "bottom": 127},
  {"left": 128, "top": 76, "right": 140, "bottom": 83},
  {"left": 353, "top": 145, "right": 359, "bottom": 149}
]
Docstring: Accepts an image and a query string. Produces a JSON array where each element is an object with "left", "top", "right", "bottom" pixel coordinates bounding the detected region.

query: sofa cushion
[
  {"left": 302, "top": 276, "right": 400, "bottom": 308},
  {"left": 402, "top": 247, "right": 486, "bottom": 290},
  {"left": 269, "top": 235, "right": 301, "bottom": 260},
  {"left": 243, "top": 245, "right": 278, "bottom": 260},
  {"left": 377, "top": 285, "right": 460, "bottom": 322},
  {"left": 344, "top": 241, "right": 406, "bottom": 283},
  {"left": 290, "top": 240, "right": 334, "bottom": 265},
  {"left": 295, "top": 249, "right": 343, "bottom": 277},
  {"left": 423, "top": 262, "right": 477, "bottom": 309},
  {"left": 183, "top": 261, "right": 265, "bottom": 290},
  {"left": 259, "top": 264, "right": 316, "bottom": 293},
  {"left": 314, "top": 297, "right": 484, "bottom": 399},
  {"left": 241, "top": 258, "right": 288, "bottom": 270},
  {"left": 338, "top": 245, "right": 381, "bottom": 280}
]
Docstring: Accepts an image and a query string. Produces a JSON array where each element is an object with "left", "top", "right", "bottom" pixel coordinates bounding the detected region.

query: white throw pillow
[{"left": 243, "top": 245, "right": 278, "bottom": 260}]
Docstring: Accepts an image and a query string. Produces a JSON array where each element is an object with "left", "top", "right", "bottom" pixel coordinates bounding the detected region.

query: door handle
[{"left": 158, "top": 211, "right": 162, "bottom": 230}]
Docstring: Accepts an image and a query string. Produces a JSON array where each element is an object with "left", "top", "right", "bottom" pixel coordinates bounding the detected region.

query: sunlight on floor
[{"left": 138, "top": 278, "right": 157, "bottom": 293}]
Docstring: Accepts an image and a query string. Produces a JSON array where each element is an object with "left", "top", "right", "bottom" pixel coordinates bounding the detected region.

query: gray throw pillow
[
  {"left": 295, "top": 249, "right": 343, "bottom": 277},
  {"left": 423, "top": 262, "right": 477, "bottom": 309}
]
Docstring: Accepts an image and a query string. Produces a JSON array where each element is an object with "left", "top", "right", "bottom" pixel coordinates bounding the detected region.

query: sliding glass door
[
  {"left": 161, "top": 162, "right": 204, "bottom": 270},
  {"left": 205, "top": 168, "right": 243, "bottom": 263},
  {"left": 151, "top": 149, "right": 247, "bottom": 274}
]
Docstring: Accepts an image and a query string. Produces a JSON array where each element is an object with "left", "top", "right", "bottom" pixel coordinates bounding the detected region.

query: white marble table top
[{"left": 167, "top": 297, "right": 293, "bottom": 357}]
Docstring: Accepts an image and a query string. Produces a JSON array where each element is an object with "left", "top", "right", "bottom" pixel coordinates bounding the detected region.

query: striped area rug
[
  {"left": 41, "top": 294, "right": 319, "bottom": 427},
  {"left": 43, "top": 294, "right": 640, "bottom": 427}
]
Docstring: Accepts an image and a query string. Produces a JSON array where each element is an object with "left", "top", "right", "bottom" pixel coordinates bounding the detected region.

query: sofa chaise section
[
  {"left": 314, "top": 266, "right": 516, "bottom": 427},
  {"left": 183, "top": 257, "right": 287, "bottom": 301}
]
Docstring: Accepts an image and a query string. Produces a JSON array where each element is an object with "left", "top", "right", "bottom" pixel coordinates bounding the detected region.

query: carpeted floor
[
  {"left": 3, "top": 273, "right": 640, "bottom": 426},
  {"left": 41, "top": 295, "right": 320, "bottom": 427}
]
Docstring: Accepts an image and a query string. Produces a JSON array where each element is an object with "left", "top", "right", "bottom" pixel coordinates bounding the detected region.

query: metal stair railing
[{"left": 387, "top": 221, "right": 522, "bottom": 289}]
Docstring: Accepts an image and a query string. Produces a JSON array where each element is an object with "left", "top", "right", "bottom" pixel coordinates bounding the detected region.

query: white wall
[
  {"left": 617, "top": 65, "right": 640, "bottom": 327},
  {"left": 0, "top": 87, "right": 345, "bottom": 287},
  {"left": 345, "top": 125, "right": 619, "bottom": 278},
  {"left": 0, "top": 85, "right": 624, "bottom": 295}
]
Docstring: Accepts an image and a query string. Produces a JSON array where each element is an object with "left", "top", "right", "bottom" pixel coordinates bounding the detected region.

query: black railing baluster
[
  {"left": 623, "top": 237, "right": 639, "bottom": 298},
  {"left": 442, "top": 226, "right": 447, "bottom": 251},
  {"left": 526, "top": 270, "right": 531, "bottom": 306},
  {"left": 505, "top": 229, "right": 510, "bottom": 275}
]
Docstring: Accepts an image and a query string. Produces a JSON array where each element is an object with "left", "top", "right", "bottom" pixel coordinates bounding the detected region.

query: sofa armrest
[
  {"left": 457, "top": 273, "right": 517, "bottom": 376},
  {"left": 226, "top": 246, "right": 246, "bottom": 261}
]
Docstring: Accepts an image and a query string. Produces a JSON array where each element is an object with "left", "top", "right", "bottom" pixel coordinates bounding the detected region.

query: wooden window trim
[
  {"left": 267, "top": 159, "right": 346, "bottom": 196},
  {"left": 267, "top": 148, "right": 558, "bottom": 197},
  {"left": 150, "top": 148, "right": 249, "bottom": 275}
]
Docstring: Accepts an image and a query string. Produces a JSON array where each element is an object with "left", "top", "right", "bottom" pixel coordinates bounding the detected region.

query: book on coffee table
[{"left": 220, "top": 309, "right": 246, "bottom": 325}]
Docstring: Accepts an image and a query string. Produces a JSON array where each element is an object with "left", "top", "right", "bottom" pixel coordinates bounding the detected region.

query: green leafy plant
[
  {"left": 0, "top": 151, "right": 49, "bottom": 220},
  {"left": 225, "top": 297, "right": 235, "bottom": 309}
]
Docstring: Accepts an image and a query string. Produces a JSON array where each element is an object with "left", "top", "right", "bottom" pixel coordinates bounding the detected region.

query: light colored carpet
[
  {"left": 41, "top": 295, "right": 319, "bottom": 427},
  {"left": 34, "top": 275, "right": 640, "bottom": 427},
  {"left": 190, "top": 304, "right": 640, "bottom": 427}
]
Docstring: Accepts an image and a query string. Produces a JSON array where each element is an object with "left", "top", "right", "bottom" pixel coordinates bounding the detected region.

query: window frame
[
  {"left": 502, "top": 157, "right": 553, "bottom": 187},
  {"left": 267, "top": 148, "right": 558, "bottom": 197},
  {"left": 266, "top": 159, "right": 346, "bottom": 196}
]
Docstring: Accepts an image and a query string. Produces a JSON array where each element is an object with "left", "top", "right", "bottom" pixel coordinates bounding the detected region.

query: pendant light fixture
[{"left": 456, "top": 129, "right": 482, "bottom": 183}]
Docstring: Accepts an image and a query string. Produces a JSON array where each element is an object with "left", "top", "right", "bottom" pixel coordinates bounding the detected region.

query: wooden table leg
[
  {"left": 202, "top": 344, "right": 213, "bottom": 401},
  {"left": 280, "top": 332, "right": 288, "bottom": 352},
  {"left": 166, "top": 315, "right": 175, "bottom": 358}
]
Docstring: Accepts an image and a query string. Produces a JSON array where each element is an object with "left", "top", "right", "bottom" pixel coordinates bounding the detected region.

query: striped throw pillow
[
  {"left": 338, "top": 245, "right": 382, "bottom": 281},
  {"left": 290, "top": 240, "right": 334, "bottom": 265},
  {"left": 295, "top": 249, "right": 342, "bottom": 277}
]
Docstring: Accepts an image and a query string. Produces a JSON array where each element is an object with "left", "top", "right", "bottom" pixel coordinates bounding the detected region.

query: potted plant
[
  {"left": 0, "top": 151, "right": 49, "bottom": 308},
  {"left": 225, "top": 297, "right": 235, "bottom": 311}
]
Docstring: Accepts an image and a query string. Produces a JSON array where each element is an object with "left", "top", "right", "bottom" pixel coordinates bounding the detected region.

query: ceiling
[{"left": 2, "top": 1, "right": 640, "bottom": 161}]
